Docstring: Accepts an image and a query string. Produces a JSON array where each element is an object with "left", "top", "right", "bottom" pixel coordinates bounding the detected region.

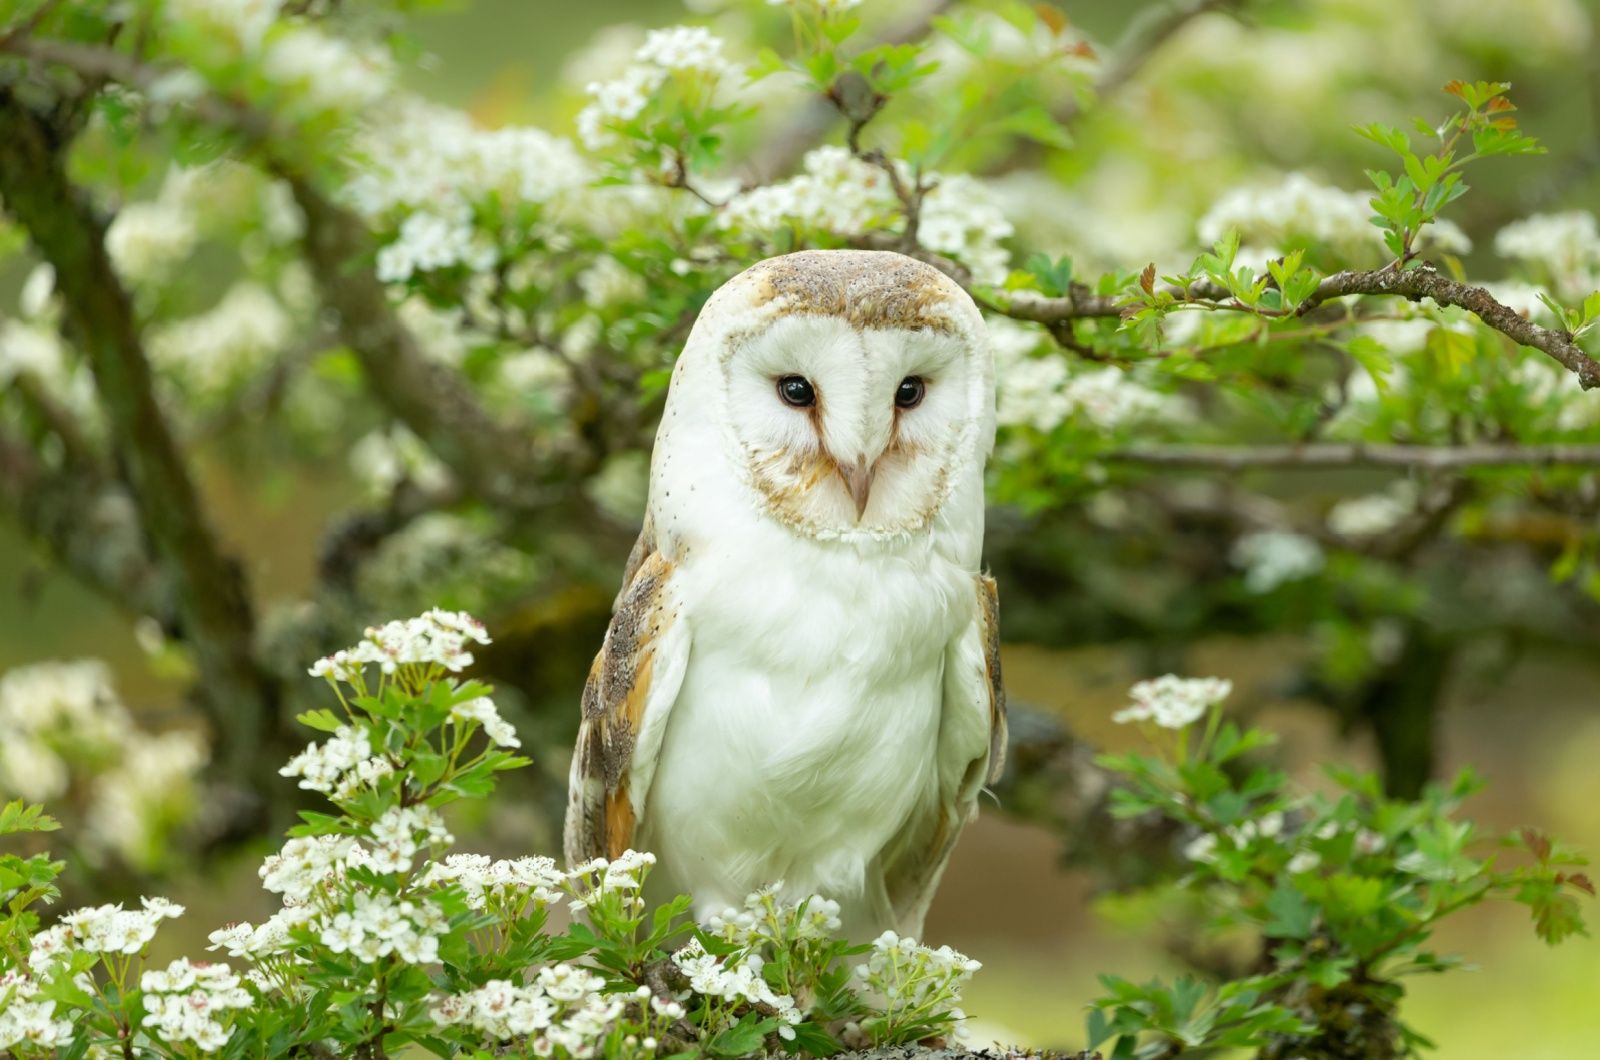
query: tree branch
[
  {"left": 1102, "top": 442, "right": 1600, "bottom": 470},
  {"left": 1300, "top": 265, "right": 1600, "bottom": 388},
  {"left": 0, "top": 427, "right": 171, "bottom": 619},
  {"left": 285, "top": 177, "right": 561, "bottom": 510},
  {"left": 994, "top": 263, "right": 1600, "bottom": 390},
  {"left": 0, "top": 88, "right": 279, "bottom": 773}
]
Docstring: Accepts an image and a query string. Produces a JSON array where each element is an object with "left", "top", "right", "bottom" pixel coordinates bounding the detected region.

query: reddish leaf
[
  {"left": 1522, "top": 827, "right": 1552, "bottom": 861},
  {"left": 1559, "top": 872, "right": 1596, "bottom": 897},
  {"left": 1139, "top": 263, "right": 1156, "bottom": 294}
]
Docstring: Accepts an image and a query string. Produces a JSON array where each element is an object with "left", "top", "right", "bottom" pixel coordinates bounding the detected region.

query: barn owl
[{"left": 564, "top": 249, "right": 1005, "bottom": 941}]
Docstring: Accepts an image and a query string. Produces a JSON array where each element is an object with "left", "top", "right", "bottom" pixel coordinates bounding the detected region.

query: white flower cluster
[
  {"left": 43, "top": 897, "right": 186, "bottom": 956},
  {"left": 259, "top": 26, "right": 392, "bottom": 113},
  {"left": 1327, "top": 481, "right": 1417, "bottom": 538},
  {"left": 704, "top": 882, "right": 843, "bottom": 949},
  {"left": 429, "top": 965, "right": 625, "bottom": 1056},
  {"left": 1113, "top": 675, "right": 1234, "bottom": 729},
  {"left": 346, "top": 97, "right": 590, "bottom": 285},
  {"left": 207, "top": 904, "right": 315, "bottom": 961},
  {"left": 1198, "top": 172, "right": 1470, "bottom": 261},
  {"left": 279, "top": 724, "right": 384, "bottom": 795},
  {"left": 994, "top": 348, "right": 1177, "bottom": 435},
  {"left": 564, "top": 849, "right": 656, "bottom": 913},
  {"left": 1230, "top": 529, "right": 1325, "bottom": 593},
  {"left": 0, "top": 660, "right": 208, "bottom": 869},
  {"left": 674, "top": 938, "right": 803, "bottom": 1034},
  {"left": 319, "top": 889, "right": 449, "bottom": 964},
  {"left": 308, "top": 608, "right": 492, "bottom": 682},
  {"left": 349, "top": 424, "right": 455, "bottom": 501},
  {"left": 1494, "top": 210, "right": 1600, "bottom": 298},
  {"left": 375, "top": 206, "right": 497, "bottom": 284},
  {"left": 577, "top": 26, "right": 731, "bottom": 150},
  {"left": 450, "top": 696, "right": 521, "bottom": 748},
  {"left": 857, "top": 931, "right": 979, "bottom": 1025},
  {"left": 105, "top": 196, "right": 198, "bottom": 284},
  {"left": 148, "top": 281, "right": 292, "bottom": 392},
  {"left": 140, "top": 958, "right": 253, "bottom": 1051},
  {"left": 417, "top": 853, "right": 565, "bottom": 910},
  {"left": 0, "top": 660, "right": 127, "bottom": 802},
  {"left": 0, "top": 971, "right": 73, "bottom": 1051},
  {"left": 368, "top": 805, "right": 454, "bottom": 873},
  {"left": 259, "top": 833, "right": 355, "bottom": 902},
  {"left": 577, "top": 255, "right": 648, "bottom": 309},
  {"left": 85, "top": 728, "right": 209, "bottom": 871},
  {"left": 991, "top": 318, "right": 1184, "bottom": 433},
  {"left": 1183, "top": 810, "right": 1284, "bottom": 864},
  {"left": 721, "top": 147, "right": 1016, "bottom": 285}
]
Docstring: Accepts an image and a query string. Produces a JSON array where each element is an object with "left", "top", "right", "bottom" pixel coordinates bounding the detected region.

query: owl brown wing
[
  {"left": 564, "top": 521, "right": 692, "bottom": 865},
  {"left": 880, "top": 574, "right": 1007, "bottom": 934}
]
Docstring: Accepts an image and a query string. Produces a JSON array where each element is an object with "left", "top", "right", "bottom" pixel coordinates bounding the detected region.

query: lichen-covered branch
[
  {"left": 996, "top": 264, "right": 1600, "bottom": 390},
  {"left": 0, "top": 89, "right": 278, "bottom": 771},
  {"left": 1301, "top": 265, "right": 1600, "bottom": 388},
  {"left": 0, "top": 427, "right": 171, "bottom": 619}
]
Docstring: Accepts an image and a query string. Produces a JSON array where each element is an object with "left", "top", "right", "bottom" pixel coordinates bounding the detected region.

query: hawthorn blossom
[
  {"left": 57, "top": 897, "right": 183, "bottom": 955},
  {"left": 429, "top": 967, "right": 624, "bottom": 1054},
  {"left": 450, "top": 696, "right": 521, "bottom": 748},
  {"left": 673, "top": 938, "right": 803, "bottom": 1031},
  {"left": 307, "top": 608, "right": 492, "bottom": 682},
  {"left": 577, "top": 26, "right": 731, "bottom": 150},
  {"left": 1231, "top": 530, "right": 1325, "bottom": 593},
  {"left": 1327, "top": 482, "right": 1418, "bottom": 538},
  {"left": 1114, "top": 675, "right": 1233, "bottom": 729},
  {"left": 856, "top": 931, "right": 980, "bottom": 1032},
  {"left": 418, "top": 853, "right": 565, "bottom": 910},
  {"left": 0, "top": 973, "right": 73, "bottom": 1052},
  {"left": 140, "top": 959, "right": 253, "bottom": 1051},
  {"left": 279, "top": 725, "right": 373, "bottom": 793},
  {"left": 316, "top": 890, "right": 447, "bottom": 964},
  {"left": 104, "top": 200, "right": 197, "bottom": 282}
]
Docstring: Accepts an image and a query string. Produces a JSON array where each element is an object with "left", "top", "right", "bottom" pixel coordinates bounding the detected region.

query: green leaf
[
  {"left": 296, "top": 709, "right": 345, "bottom": 733},
  {"left": 1263, "top": 884, "right": 1317, "bottom": 939},
  {"left": 0, "top": 800, "right": 60, "bottom": 836}
]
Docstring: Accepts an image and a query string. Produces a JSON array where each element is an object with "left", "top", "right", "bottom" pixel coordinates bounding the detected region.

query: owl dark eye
[
  {"left": 895, "top": 376, "right": 926, "bottom": 409},
  {"left": 777, "top": 375, "right": 816, "bottom": 408}
]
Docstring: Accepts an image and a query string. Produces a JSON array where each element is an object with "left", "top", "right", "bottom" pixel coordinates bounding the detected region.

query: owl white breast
[{"left": 565, "top": 249, "right": 1006, "bottom": 942}]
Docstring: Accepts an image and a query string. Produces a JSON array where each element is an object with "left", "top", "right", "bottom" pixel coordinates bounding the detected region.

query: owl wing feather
[
  {"left": 879, "top": 574, "right": 1007, "bottom": 934},
  {"left": 564, "top": 521, "right": 692, "bottom": 865}
]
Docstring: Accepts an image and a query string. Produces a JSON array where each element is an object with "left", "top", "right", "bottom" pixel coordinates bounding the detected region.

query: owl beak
[{"left": 841, "top": 456, "right": 875, "bottom": 520}]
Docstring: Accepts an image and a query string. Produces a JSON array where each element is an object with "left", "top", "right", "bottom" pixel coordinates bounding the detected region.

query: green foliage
[
  {"left": 1088, "top": 686, "right": 1592, "bottom": 1058},
  {"left": 1355, "top": 81, "right": 1543, "bottom": 266}
]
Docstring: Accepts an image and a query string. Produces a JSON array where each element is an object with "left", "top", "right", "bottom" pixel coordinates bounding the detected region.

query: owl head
[{"left": 656, "top": 250, "right": 995, "bottom": 543}]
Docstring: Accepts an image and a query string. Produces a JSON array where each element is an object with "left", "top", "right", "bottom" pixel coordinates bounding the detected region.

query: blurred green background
[{"left": 3, "top": 0, "right": 1598, "bottom": 1053}]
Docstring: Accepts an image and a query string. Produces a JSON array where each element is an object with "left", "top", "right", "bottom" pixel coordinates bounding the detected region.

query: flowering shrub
[
  {"left": 1086, "top": 677, "right": 1592, "bottom": 1058},
  {"left": 0, "top": 612, "right": 978, "bottom": 1058},
  {"left": 0, "top": 662, "right": 206, "bottom": 874}
]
